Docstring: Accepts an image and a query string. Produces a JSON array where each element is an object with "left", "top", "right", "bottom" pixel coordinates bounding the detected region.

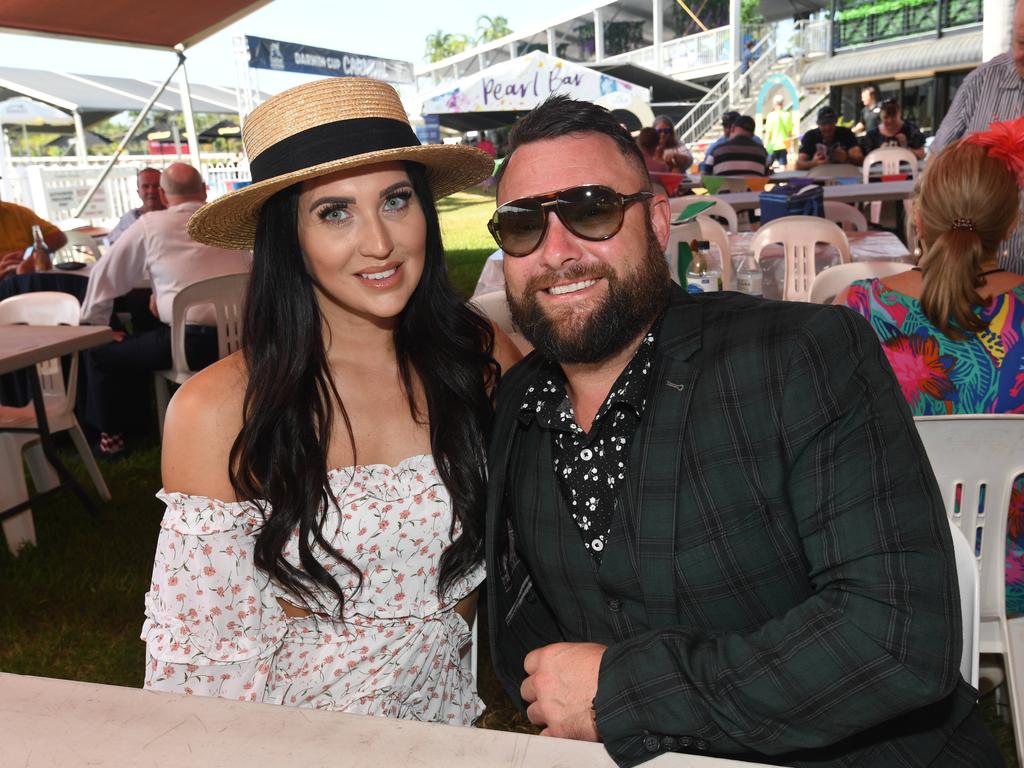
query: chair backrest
[
  {"left": 671, "top": 195, "right": 738, "bottom": 233},
  {"left": 750, "top": 215, "right": 851, "bottom": 302},
  {"left": 913, "top": 415, "right": 1024, "bottom": 626},
  {"left": 56, "top": 231, "right": 101, "bottom": 263},
  {"left": 167, "top": 273, "right": 249, "bottom": 376},
  {"left": 948, "top": 518, "right": 980, "bottom": 687},
  {"left": 469, "top": 290, "right": 532, "bottom": 354},
  {"left": 807, "top": 163, "right": 861, "bottom": 179},
  {"left": 808, "top": 260, "right": 913, "bottom": 304},
  {"left": 823, "top": 201, "right": 868, "bottom": 233},
  {"left": 862, "top": 147, "right": 920, "bottom": 182},
  {"left": 696, "top": 215, "right": 733, "bottom": 289},
  {"left": 0, "top": 292, "right": 81, "bottom": 410}
]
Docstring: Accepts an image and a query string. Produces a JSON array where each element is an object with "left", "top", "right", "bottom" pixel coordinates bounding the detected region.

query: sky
[{"left": 0, "top": 0, "right": 566, "bottom": 98}]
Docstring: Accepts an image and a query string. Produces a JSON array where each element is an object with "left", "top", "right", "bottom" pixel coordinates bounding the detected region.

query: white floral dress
[{"left": 141, "top": 454, "right": 484, "bottom": 725}]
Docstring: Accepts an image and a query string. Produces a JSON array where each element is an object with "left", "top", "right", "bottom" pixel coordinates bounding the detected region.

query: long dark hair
[{"left": 229, "top": 162, "right": 496, "bottom": 618}]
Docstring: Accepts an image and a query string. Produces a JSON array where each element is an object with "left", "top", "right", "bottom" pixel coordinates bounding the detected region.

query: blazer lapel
[{"left": 623, "top": 289, "right": 704, "bottom": 629}]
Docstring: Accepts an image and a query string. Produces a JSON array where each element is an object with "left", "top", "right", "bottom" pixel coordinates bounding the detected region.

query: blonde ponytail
[{"left": 919, "top": 228, "right": 987, "bottom": 337}]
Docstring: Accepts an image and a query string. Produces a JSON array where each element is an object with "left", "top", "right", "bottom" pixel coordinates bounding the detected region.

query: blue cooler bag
[{"left": 759, "top": 182, "right": 824, "bottom": 223}]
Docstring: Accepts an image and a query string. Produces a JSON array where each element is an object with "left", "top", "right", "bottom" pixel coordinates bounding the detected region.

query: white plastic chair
[
  {"left": 949, "top": 518, "right": 981, "bottom": 688},
  {"left": 914, "top": 414, "right": 1024, "bottom": 763},
  {"left": 697, "top": 215, "right": 733, "bottom": 290},
  {"left": 823, "top": 201, "right": 868, "bottom": 233},
  {"left": 863, "top": 147, "right": 920, "bottom": 234},
  {"left": 469, "top": 291, "right": 532, "bottom": 355},
  {"left": 0, "top": 292, "right": 111, "bottom": 553},
  {"left": 153, "top": 273, "right": 249, "bottom": 436},
  {"left": 809, "top": 260, "right": 913, "bottom": 304},
  {"left": 750, "top": 215, "right": 851, "bottom": 302},
  {"left": 671, "top": 195, "right": 738, "bottom": 233}
]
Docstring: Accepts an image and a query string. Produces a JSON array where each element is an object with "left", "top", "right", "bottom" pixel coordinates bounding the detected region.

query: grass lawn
[{"left": 437, "top": 186, "right": 497, "bottom": 298}]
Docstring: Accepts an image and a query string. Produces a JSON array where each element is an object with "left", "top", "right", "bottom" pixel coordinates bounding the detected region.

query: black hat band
[{"left": 249, "top": 117, "right": 421, "bottom": 184}]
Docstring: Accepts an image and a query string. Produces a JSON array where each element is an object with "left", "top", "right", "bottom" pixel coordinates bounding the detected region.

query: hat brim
[{"left": 188, "top": 144, "right": 494, "bottom": 250}]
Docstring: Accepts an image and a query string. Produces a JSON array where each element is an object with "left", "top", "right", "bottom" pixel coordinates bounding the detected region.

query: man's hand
[
  {"left": 895, "top": 133, "right": 908, "bottom": 147},
  {"left": 831, "top": 146, "right": 849, "bottom": 163},
  {"left": 520, "top": 642, "right": 606, "bottom": 741},
  {"left": 0, "top": 252, "right": 22, "bottom": 280}
]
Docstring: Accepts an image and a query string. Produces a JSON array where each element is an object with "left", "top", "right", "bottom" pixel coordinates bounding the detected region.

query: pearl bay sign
[{"left": 246, "top": 36, "right": 414, "bottom": 85}]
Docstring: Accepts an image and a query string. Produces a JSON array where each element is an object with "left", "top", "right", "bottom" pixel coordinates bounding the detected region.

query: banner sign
[
  {"left": 246, "top": 36, "right": 414, "bottom": 85},
  {"left": 421, "top": 51, "right": 649, "bottom": 115}
]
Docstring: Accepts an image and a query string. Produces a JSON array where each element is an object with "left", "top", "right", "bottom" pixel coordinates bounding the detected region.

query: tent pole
[
  {"left": 175, "top": 45, "right": 202, "bottom": 174},
  {"left": 72, "top": 52, "right": 183, "bottom": 218},
  {"left": 73, "top": 111, "right": 87, "bottom": 166}
]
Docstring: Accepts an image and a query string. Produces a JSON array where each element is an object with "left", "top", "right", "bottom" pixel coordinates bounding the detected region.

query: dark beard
[{"left": 506, "top": 220, "right": 671, "bottom": 364}]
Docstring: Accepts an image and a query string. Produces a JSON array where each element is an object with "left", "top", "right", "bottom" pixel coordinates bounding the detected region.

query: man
[
  {"left": 485, "top": 95, "right": 1001, "bottom": 766},
  {"left": 740, "top": 39, "right": 756, "bottom": 97},
  {"left": 795, "top": 106, "right": 863, "bottom": 170},
  {"left": 851, "top": 85, "right": 881, "bottom": 135},
  {"left": 762, "top": 93, "right": 795, "bottom": 169},
  {"left": 698, "top": 111, "right": 763, "bottom": 173},
  {"left": 0, "top": 192, "right": 66, "bottom": 280},
  {"left": 862, "top": 98, "right": 926, "bottom": 160},
  {"left": 703, "top": 115, "right": 768, "bottom": 177},
  {"left": 80, "top": 162, "right": 250, "bottom": 455},
  {"left": 106, "top": 167, "right": 165, "bottom": 245},
  {"left": 931, "top": 0, "right": 1024, "bottom": 272}
]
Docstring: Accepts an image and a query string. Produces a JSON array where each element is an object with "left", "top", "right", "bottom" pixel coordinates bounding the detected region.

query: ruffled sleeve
[{"left": 141, "top": 490, "right": 287, "bottom": 702}]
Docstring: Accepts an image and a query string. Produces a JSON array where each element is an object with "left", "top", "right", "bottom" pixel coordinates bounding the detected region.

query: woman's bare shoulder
[{"left": 161, "top": 351, "right": 248, "bottom": 500}]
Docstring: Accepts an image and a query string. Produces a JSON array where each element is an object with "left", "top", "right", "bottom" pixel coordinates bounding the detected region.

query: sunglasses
[
  {"left": 655, "top": 127, "right": 673, "bottom": 134},
  {"left": 487, "top": 184, "right": 654, "bottom": 258}
]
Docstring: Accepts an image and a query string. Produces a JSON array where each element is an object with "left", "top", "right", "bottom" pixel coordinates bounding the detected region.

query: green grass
[{"left": 438, "top": 187, "right": 498, "bottom": 298}]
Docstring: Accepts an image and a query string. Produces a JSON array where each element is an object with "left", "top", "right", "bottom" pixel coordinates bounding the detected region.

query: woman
[
  {"left": 637, "top": 127, "right": 669, "bottom": 174},
  {"left": 837, "top": 118, "right": 1024, "bottom": 609},
  {"left": 141, "top": 78, "right": 520, "bottom": 723},
  {"left": 653, "top": 115, "right": 692, "bottom": 172}
]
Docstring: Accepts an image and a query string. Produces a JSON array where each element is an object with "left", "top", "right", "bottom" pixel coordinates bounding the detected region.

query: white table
[
  {"left": 0, "top": 325, "right": 113, "bottom": 532},
  {"left": 714, "top": 179, "right": 915, "bottom": 212},
  {"left": 0, "top": 673, "right": 774, "bottom": 767}
]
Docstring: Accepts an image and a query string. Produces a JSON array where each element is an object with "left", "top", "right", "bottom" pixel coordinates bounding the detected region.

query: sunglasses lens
[
  {"left": 559, "top": 186, "right": 623, "bottom": 241},
  {"left": 493, "top": 200, "right": 545, "bottom": 256}
]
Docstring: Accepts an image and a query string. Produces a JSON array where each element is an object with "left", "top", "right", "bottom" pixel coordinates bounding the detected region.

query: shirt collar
[
  {"left": 518, "top": 324, "right": 659, "bottom": 429},
  {"left": 997, "top": 53, "right": 1024, "bottom": 91}
]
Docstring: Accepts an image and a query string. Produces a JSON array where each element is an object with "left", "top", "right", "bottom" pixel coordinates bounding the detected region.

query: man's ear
[
  {"left": 159, "top": 188, "right": 169, "bottom": 207},
  {"left": 649, "top": 191, "right": 671, "bottom": 250}
]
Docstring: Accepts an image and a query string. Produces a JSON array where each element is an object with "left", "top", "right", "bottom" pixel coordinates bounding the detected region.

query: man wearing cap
[
  {"left": 698, "top": 111, "right": 763, "bottom": 173},
  {"left": 762, "top": 93, "right": 795, "bottom": 169},
  {"left": 79, "top": 162, "right": 251, "bottom": 456},
  {"left": 106, "top": 167, "right": 166, "bottom": 245},
  {"left": 796, "top": 106, "right": 862, "bottom": 170},
  {"left": 484, "top": 94, "right": 1001, "bottom": 767},
  {"left": 703, "top": 115, "right": 769, "bottom": 177}
]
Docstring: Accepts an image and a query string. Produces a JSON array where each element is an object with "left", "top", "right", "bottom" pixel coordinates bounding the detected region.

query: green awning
[{"left": 801, "top": 31, "right": 982, "bottom": 86}]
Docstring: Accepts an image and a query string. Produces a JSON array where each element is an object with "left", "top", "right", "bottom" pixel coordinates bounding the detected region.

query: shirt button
[
  {"left": 679, "top": 736, "right": 693, "bottom": 749},
  {"left": 606, "top": 597, "right": 622, "bottom": 611},
  {"left": 696, "top": 739, "right": 709, "bottom": 751},
  {"left": 643, "top": 735, "right": 661, "bottom": 753},
  {"left": 580, "top": 448, "right": 593, "bottom": 461},
  {"left": 660, "top": 736, "right": 678, "bottom": 751}
]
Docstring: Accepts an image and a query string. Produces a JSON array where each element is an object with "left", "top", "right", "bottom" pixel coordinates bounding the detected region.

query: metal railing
[
  {"left": 676, "top": 30, "right": 777, "bottom": 147},
  {"left": 791, "top": 19, "right": 830, "bottom": 56},
  {"left": 601, "top": 24, "right": 732, "bottom": 72},
  {"left": 833, "top": 0, "right": 981, "bottom": 49}
]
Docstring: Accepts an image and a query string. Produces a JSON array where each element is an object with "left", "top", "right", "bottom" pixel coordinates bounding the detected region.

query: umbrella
[
  {"left": 0, "top": 96, "right": 74, "bottom": 160},
  {"left": 45, "top": 130, "right": 112, "bottom": 154},
  {"left": 197, "top": 120, "right": 241, "bottom": 143}
]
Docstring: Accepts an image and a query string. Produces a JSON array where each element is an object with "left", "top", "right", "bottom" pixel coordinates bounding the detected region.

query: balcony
[{"left": 833, "top": 0, "right": 983, "bottom": 50}]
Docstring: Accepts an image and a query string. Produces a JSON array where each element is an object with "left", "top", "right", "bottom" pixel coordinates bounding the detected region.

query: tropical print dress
[{"left": 842, "top": 279, "right": 1024, "bottom": 612}]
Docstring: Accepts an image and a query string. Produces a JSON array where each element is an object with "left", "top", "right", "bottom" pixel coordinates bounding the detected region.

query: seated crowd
[{"left": 1, "top": 41, "right": 1023, "bottom": 766}]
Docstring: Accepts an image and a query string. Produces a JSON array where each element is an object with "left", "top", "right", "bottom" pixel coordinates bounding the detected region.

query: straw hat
[{"left": 188, "top": 78, "right": 493, "bottom": 250}]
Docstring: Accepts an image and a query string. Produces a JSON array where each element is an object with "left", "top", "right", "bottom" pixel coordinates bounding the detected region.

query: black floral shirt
[{"left": 519, "top": 329, "right": 656, "bottom": 563}]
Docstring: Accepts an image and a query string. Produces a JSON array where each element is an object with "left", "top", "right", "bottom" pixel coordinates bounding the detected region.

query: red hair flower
[{"left": 963, "top": 116, "right": 1024, "bottom": 187}]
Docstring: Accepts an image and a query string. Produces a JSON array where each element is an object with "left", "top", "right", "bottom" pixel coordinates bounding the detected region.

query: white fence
[
  {"left": 1, "top": 153, "right": 251, "bottom": 226},
  {"left": 602, "top": 25, "right": 732, "bottom": 75}
]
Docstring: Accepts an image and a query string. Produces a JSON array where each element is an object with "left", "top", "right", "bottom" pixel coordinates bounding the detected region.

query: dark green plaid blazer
[{"left": 485, "top": 285, "right": 993, "bottom": 767}]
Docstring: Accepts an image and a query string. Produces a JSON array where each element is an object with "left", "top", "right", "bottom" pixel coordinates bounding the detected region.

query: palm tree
[
  {"left": 475, "top": 15, "right": 513, "bottom": 44},
  {"left": 424, "top": 29, "right": 471, "bottom": 63}
]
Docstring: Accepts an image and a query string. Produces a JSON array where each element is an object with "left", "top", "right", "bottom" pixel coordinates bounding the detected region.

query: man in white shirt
[
  {"left": 105, "top": 167, "right": 165, "bottom": 245},
  {"left": 80, "top": 162, "right": 250, "bottom": 456}
]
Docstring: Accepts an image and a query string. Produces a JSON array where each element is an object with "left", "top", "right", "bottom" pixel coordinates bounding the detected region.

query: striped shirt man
[
  {"left": 705, "top": 129, "right": 769, "bottom": 177},
  {"left": 931, "top": 51, "right": 1024, "bottom": 272}
]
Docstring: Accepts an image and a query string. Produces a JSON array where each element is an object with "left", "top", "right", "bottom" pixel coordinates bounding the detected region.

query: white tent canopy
[{"left": 421, "top": 51, "right": 650, "bottom": 130}]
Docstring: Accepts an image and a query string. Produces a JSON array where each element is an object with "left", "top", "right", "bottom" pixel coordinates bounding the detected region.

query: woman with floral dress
[
  {"left": 838, "top": 118, "right": 1024, "bottom": 611},
  {"left": 141, "top": 78, "right": 520, "bottom": 722}
]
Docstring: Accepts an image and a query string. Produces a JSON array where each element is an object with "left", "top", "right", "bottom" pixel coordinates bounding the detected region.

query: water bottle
[
  {"left": 737, "top": 255, "right": 763, "bottom": 297},
  {"left": 687, "top": 241, "right": 721, "bottom": 293},
  {"left": 21, "top": 225, "right": 52, "bottom": 273}
]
